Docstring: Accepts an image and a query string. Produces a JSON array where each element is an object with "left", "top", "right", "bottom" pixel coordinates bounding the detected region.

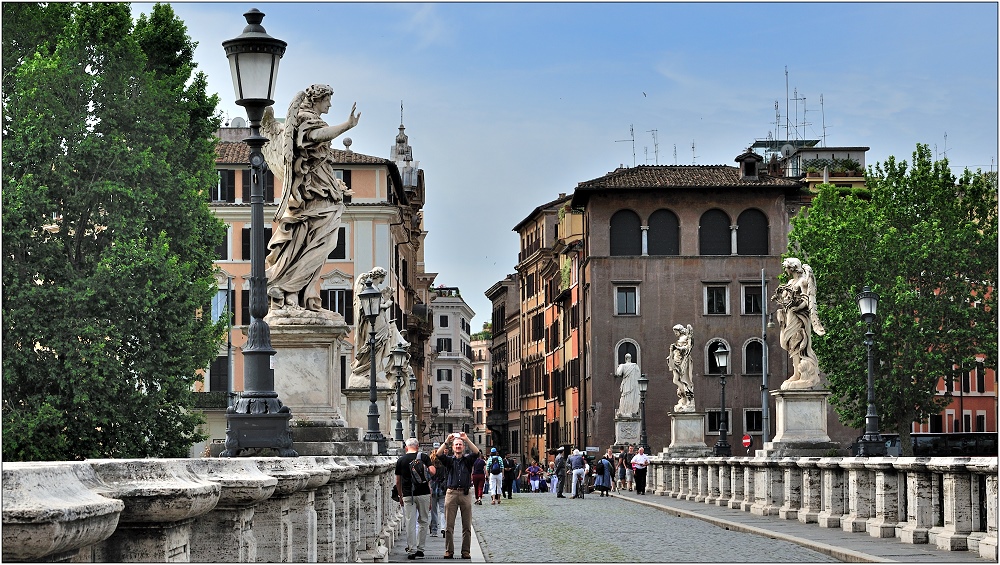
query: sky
[{"left": 135, "top": 2, "right": 999, "bottom": 326}]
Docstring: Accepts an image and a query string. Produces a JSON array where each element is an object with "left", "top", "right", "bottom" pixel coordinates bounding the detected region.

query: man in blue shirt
[{"left": 434, "top": 432, "right": 480, "bottom": 559}]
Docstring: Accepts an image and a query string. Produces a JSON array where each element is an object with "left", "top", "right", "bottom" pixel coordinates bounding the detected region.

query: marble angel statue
[
  {"left": 772, "top": 257, "right": 826, "bottom": 390},
  {"left": 259, "top": 84, "right": 360, "bottom": 315},
  {"left": 667, "top": 324, "right": 695, "bottom": 412}
]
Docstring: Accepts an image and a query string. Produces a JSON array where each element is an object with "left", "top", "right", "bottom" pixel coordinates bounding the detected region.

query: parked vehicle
[{"left": 879, "top": 432, "right": 998, "bottom": 457}]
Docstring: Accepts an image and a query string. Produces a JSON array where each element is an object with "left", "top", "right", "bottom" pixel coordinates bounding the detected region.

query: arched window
[
  {"left": 744, "top": 340, "right": 764, "bottom": 374},
  {"left": 737, "top": 209, "right": 769, "bottom": 255},
  {"left": 647, "top": 209, "right": 680, "bottom": 256},
  {"left": 706, "top": 339, "right": 730, "bottom": 374},
  {"left": 610, "top": 210, "right": 642, "bottom": 256},
  {"left": 616, "top": 340, "right": 639, "bottom": 365},
  {"left": 699, "top": 209, "right": 731, "bottom": 255}
]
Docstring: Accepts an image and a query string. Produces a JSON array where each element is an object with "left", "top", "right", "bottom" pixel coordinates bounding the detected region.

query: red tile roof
[
  {"left": 215, "top": 141, "right": 390, "bottom": 166},
  {"left": 576, "top": 165, "right": 802, "bottom": 190}
]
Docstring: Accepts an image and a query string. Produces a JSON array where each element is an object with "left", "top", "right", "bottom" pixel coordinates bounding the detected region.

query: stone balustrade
[
  {"left": 647, "top": 454, "right": 997, "bottom": 561},
  {"left": 3, "top": 455, "right": 401, "bottom": 563}
]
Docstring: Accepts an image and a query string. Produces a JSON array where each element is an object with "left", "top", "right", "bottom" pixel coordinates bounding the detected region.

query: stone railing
[
  {"left": 2, "top": 455, "right": 402, "bottom": 563},
  {"left": 646, "top": 455, "right": 997, "bottom": 561}
]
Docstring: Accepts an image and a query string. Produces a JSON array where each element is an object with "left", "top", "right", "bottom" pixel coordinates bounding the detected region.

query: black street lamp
[
  {"left": 855, "top": 286, "right": 885, "bottom": 456},
  {"left": 408, "top": 372, "right": 418, "bottom": 438},
  {"left": 392, "top": 344, "right": 409, "bottom": 441},
  {"left": 220, "top": 9, "right": 296, "bottom": 457},
  {"left": 359, "top": 278, "right": 387, "bottom": 454},
  {"left": 713, "top": 343, "right": 732, "bottom": 457},
  {"left": 638, "top": 373, "right": 649, "bottom": 452}
]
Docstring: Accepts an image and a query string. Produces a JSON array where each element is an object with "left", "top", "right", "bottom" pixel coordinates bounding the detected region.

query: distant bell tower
[{"left": 390, "top": 101, "right": 419, "bottom": 189}]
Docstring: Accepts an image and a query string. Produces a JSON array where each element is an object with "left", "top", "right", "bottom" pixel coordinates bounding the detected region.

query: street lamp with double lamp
[
  {"left": 359, "top": 278, "right": 387, "bottom": 454},
  {"left": 220, "top": 9, "right": 296, "bottom": 457},
  {"left": 638, "top": 373, "right": 650, "bottom": 452},
  {"left": 855, "top": 286, "right": 886, "bottom": 456},
  {"left": 392, "top": 344, "right": 410, "bottom": 441},
  {"left": 713, "top": 343, "right": 732, "bottom": 457}
]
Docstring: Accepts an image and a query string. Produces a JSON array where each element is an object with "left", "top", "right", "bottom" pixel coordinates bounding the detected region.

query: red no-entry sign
[{"left": 742, "top": 434, "right": 752, "bottom": 448}]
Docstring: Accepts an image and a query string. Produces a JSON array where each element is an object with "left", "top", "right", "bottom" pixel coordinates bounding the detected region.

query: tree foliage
[
  {"left": 787, "top": 144, "right": 997, "bottom": 454},
  {"left": 2, "top": 3, "right": 227, "bottom": 460}
]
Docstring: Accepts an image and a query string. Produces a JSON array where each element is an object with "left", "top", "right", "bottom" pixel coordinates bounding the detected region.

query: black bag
[
  {"left": 391, "top": 487, "right": 400, "bottom": 501},
  {"left": 410, "top": 452, "right": 431, "bottom": 485},
  {"left": 595, "top": 460, "right": 605, "bottom": 475}
]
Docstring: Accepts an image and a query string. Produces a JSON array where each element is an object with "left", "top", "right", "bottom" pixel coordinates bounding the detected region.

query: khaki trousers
[{"left": 443, "top": 489, "right": 473, "bottom": 557}]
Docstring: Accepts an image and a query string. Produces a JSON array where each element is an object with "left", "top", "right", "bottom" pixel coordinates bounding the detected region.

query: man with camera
[{"left": 434, "top": 431, "right": 480, "bottom": 559}]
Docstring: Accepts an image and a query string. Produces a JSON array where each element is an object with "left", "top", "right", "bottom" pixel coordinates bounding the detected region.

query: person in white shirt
[
  {"left": 568, "top": 449, "right": 588, "bottom": 499},
  {"left": 485, "top": 447, "right": 505, "bottom": 505},
  {"left": 630, "top": 446, "right": 651, "bottom": 495}
]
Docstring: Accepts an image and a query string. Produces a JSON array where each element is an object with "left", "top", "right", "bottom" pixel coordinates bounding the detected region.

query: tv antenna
[
  {"left": 647, "top": 129, "right": 660, "bottom": 165},
  {"left": 820, "top": 94, "right": 828, "bottom": 147},
  {"left": 691, "top": 140, "right": 699, "bottom": 165},
  {"left": 942, "top": 132, "right": 951, "bottom": 160},
  {"left": 616, "top": 125, "right": 636, "bottom": 167},
  {"left": 792, "top": 87, "right": 805, "bottom": 141},
  {"left": 673, "top": 144, "right": 678, "bottom": 165}
]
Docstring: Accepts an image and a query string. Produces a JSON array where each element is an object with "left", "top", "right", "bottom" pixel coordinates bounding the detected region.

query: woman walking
[{"left": 472, "top": 453, "right": 487, "bottom": 505}]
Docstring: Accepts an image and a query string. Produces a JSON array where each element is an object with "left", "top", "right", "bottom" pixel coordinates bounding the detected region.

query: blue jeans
[{"left": 429, "top": 489, "right": 445, "bottom": 532}]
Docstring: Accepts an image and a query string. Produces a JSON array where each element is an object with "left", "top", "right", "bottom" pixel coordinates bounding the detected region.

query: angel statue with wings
[
  {"left": 260, "top": 84, "right": 360, "bottom": 318},
  {"left": 772, "top": 257, "right": 826, "bottom": 390}
]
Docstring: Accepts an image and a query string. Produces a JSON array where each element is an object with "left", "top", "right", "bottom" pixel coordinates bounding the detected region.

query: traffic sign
[{"left": 742, "top": 434, "right": 752, "bottom": 448}]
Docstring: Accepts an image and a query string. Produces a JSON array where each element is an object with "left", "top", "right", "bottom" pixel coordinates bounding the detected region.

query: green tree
[
  {"left": 2, "top": 3, "right": 227, "bottom": 460},
  {"left": 787, "top": 144, "right": 997, "bottom": 455}
]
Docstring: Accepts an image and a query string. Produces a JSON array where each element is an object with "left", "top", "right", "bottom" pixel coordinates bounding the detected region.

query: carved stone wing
[{"left": 803, "top": 263, "right": 826, "bottom": 336}]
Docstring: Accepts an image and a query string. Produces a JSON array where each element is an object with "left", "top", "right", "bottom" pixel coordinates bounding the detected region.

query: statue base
[
  {"left": 343, "top": 387, "right": 395, "bottom": 439},
  {"left": 662, "top": 412, "right": 712, "bottom": 458},
  {"left": 614, "top": 417, "right": 641, "bottom": 446},
  {"left": 269, "top": 323, "right": 350, "bottom": 426},
  {"left": 757, "top": 389, "right": 842, "bottom": 457}
]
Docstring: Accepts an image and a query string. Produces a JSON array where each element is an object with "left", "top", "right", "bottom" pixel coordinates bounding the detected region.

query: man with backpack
[
  {"left": 395, "top": 438, "right": 436, "bottom": 560},
  {"left": 485, "top": 447, "right": 505, "bottom": 505}
]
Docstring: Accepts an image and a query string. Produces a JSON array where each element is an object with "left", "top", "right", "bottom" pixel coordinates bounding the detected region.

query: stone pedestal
[
  {"left": 343, "top": 388, "right": 395, "bottom": 440},
  {"left": 663, "top": 412, "right": 712, "bottom": 458},
  {"left": 270, "top": 323, "right": 350, "bottom": 427},
  {"left": 614, "top": 416, "right": 641, "bottom": 446},
  {"left": 758, "top": 389, "right": 841, "bottom": 457}
]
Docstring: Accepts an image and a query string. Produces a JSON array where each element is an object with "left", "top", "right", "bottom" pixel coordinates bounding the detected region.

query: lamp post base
[
  {"left": 220, "top": 411, "right": 297, "bottom": 457},
  {"left": 854, "top": 437, "right": 887, "bottom": 456}
]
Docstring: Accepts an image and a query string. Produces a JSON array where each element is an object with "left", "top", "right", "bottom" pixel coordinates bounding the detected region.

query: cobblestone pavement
[{"left": 468, "top": 491, "right": 837, "bottom": 563}]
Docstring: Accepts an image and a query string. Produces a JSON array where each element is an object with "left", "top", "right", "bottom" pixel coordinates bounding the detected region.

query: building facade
[
  {"left": 570, "top": 151, "right": 859, "bottom": 452},
  {"left": 471, "top": 330, "right": 492, "bottom": 449},
  {"left": 427, "top": 286, "right": 476, "bottom": 438}
]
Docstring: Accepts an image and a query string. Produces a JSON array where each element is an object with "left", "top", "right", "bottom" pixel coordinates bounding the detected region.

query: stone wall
[
  {"left": 2, "top": 455, "right": 402, "bottom": 563},
  {"left": 646, "top": 454, "right": 997, "bottom": 561}
]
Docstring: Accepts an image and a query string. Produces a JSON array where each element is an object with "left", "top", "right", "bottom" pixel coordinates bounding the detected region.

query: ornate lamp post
[
  {"left": 392, "top": 344, "right": 409, "bottom": 441},
  {"left": 855, "top": 286, "right": 885, "bottom": 456},
  {"left": 408, "top": 372, "right": 418, "bottom": 438},
  {"left": 638, "top": 373, "right": 649, "bottom": 452},
  {"left": 359, "top": 278, "right": 387, "bottom": 454},
  {"left": 220, "top": 9, "right": 296, "bottom": 457},
  {"left": 713, "top": 343, "right": 732, "bottom": 456}
]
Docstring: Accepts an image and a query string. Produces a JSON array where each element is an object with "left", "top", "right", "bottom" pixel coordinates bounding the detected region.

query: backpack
[
  {"left": 489, "top": 457, "right": 502, "bottom": 475},
  {"left": 595, "top": 459, "right": 606, "bottom": 475},
  {"left": 410, "top": 452, "right": 430, "bottom": 485}
]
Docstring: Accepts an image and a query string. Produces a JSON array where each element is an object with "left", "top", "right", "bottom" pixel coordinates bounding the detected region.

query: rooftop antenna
[
  {"left": 773, "top": 100, "right": 781, "bottom": 146},
  {"left": 792, "top": 87, "right": 805, "bottom": 141},
  {"left": 400, "top": 100, "right": 404, "bottom": 124},
  {"left": 942, "top": 132, "right": 951, "bottom": 160},
  {"left": 800, "top": 94, "right": 811, "bottom": 139},
  {"left": 820, "top": 94, "right": 827, "bottom": 147},
  {"left": 691, "top": 140, "right": 699, "bottom": 165},
  {"left": 616, "top": 125, "right": 636, "bottom": 167},
  {"left": 673, "top": 144, "right": 678, "bottom": 165},
  {"left": 647, "top": 129, "right": 660, "bottom": 165},
  {"left": 785, "top": 66, "right": 791, "bottom": 142}
]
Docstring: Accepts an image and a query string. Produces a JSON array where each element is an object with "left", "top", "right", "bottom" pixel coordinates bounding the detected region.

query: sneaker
[
  {"left": 443, "top": 554, "right": 454, "bottom": 559},
  {"left": 407, "top": 554, "right": 417, "bottom": 560},
  {"left": 430, "top": 532, "right": 438, "bottom": 537},
  {"left": 416, "top": 551, "right": 424, "bottom": 558}
]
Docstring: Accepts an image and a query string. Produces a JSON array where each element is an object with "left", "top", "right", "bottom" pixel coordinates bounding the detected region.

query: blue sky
[{"left": 137, "top": 2, "right": 999, "bottom": 325}]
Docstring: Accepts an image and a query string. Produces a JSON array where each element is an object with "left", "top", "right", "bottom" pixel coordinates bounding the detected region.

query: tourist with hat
[{"left": 485, "top": 447, "right": 504, "bottom": 505}]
